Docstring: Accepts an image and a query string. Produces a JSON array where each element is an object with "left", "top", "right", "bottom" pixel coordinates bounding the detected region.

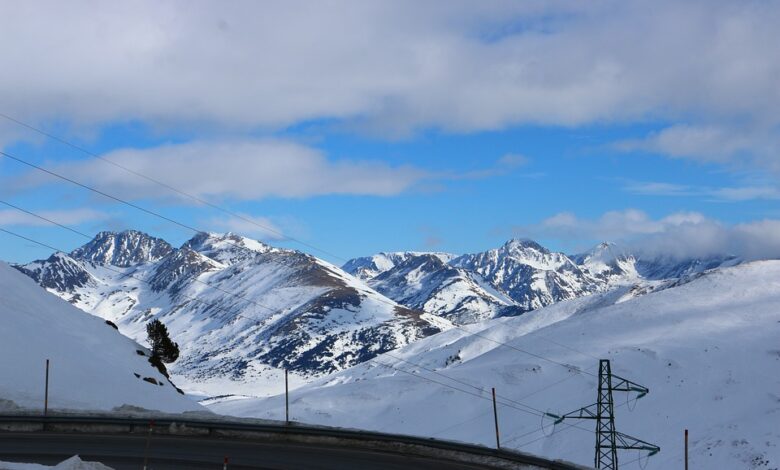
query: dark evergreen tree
[{"left": 146, "top": 319, "right": 180, "bottom": 363}]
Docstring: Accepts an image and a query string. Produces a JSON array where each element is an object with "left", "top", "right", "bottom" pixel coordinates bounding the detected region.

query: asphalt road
[{"left": 0, "top": 432, "right": 498, "bottom": 469}]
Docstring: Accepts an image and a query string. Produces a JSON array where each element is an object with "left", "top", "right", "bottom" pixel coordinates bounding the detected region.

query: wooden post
[
  {"left": 684, "top": 429, "right": 689, "bottom": 470},
  {"left": 492, "top": 387, "right": 500, "bottom": 449},
  {"left": 285, "top": 369, "right": 290, "bottom": 424},
  {"left": 44, "top": 359, "right": 49, "bottom": 417}
]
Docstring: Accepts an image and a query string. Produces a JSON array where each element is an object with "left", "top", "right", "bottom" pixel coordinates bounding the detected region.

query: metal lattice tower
[
  {"left": 596, "top": 360, "right": 618, "bottom": 468},
  {"left": 552, "top": 359, "right": 660, "bottom": 469}
]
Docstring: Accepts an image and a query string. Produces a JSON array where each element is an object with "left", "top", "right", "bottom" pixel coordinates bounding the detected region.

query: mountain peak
[
  {"left": 184, "top": 232, "right": 274, "bottom": 265},
  {"left": 70, "top": 230, "right": 173, "bottom": 267},
  {"left": 502, "top": 238, "right": 549, "bottom": 254}
]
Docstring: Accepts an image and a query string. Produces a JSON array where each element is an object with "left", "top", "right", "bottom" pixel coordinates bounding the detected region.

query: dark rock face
[
  {"left": 149, "top": 247, "right": 220, "bottom": 293},
  {"left": 70, "top": 230, "right": 173, "bottom": 267},
  {"left": 14, "top": 252, "right": 93, "bottom": 293}
]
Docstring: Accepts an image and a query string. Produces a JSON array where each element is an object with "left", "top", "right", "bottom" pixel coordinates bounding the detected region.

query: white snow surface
[
  {"left": 209, "top": 261, "right": 780, "bottom": 470},
  {"left": 0, "top": 456, "right": 113, "bottom": 470},
  {"left": 0, "top": 262, "right": 202, "bottom": 414}
]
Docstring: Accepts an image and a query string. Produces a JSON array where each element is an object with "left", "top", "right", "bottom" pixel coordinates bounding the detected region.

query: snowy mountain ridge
[
  {"left": 16, "top": 230, "right": 439, "bottom": 397},
  {"left": 344, "top": 238, "right": 740, "bottom": 325}
]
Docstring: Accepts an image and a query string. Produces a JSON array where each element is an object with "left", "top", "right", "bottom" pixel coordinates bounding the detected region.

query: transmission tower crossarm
[
  {"left": 556, "top": 402, "right": 599, "bottom": 422},
  {"left": 614, "top": 431, "right": 661, "bottom": 455},
  {"left": 609, "top": 373, "right": 649, "bottom": 398}
]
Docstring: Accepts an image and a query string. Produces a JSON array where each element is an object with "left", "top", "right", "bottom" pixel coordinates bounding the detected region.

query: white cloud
[
  {"left": 0, "top": 0, "right": 778, "bottom": 143},
  {"left": 205, "top": 213, "right": 287, "bottom": 241},
  {"left": 621, "top": 181, "right": 696, "bottom": 197},
  {"left": 5, "top": 141, "right": 531, "bottom": 202},
  {"left": 7, "top": 140, "right": 429, "bottom": 201},
  {"left": 615, "top": 124, "right": 780, "bottom": 171},
  {"left": 621, "top": 179, "right": 780, "bottom": 201},
  {"left": 516, "top": 209, "right": 780, "bottom": 261},
  {"left": 710, "top": 186, "right": 780, "bottom": 201},
  {"left": 0, "top": 208, "right": 107, "bottom": 227}
]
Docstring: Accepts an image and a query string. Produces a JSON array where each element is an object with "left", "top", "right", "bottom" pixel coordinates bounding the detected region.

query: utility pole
[
  {"left": 285, "top": 369, "right": 289, "bottom": 424},
  {"left": 684, "top": 429, "right": 689, "bottom": 470},
  {"left": 492, "top": 387, "right": 500, "bottom": 449},
  {"left": 554, "top": 359, "right": 659, "bottom": 469},
  {"left": 44, "top": 359, "right": 49, "bottom": 417},
  {"left": 142, "top": 420, "right": 154, "bottom": 470}
]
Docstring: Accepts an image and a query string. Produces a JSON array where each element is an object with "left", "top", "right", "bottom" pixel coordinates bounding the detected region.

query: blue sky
[{"left": 1, "top": 1, "right": 779, "bottom": 264}]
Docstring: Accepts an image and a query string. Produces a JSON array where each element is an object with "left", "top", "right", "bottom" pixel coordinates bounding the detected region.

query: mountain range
[{"left": 14, "top": 230, "right": 739, "bottom": 396}]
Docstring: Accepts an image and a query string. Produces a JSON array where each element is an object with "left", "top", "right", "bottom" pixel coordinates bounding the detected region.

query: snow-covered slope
[
  {"left": 17, "top": 231, "right": 439, "bottom": 397},
  {"left": 210, "top": 261, "right": 780, "bottom": 470},
  {"left": 0, "top": 261, "right": 202, "bottom": 414}
]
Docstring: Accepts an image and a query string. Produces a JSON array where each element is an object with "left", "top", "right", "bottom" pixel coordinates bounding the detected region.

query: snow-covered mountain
[
  {"left": 450, "top": 239, "right": 612, "bottom": 311},
  {"left": 344, "top": 239, "right": 744, "bottom": 326},
  {"left": 0, "top": 261, "right": 203, "bottom": 414},
  {"left": 16, "top": 231, "right": 440, "bottom": 397},
  {"left": 345, "top": 240, "right": 638, "bottom": 325},
  {"left": 368, "top": 253, "right": 520, "bottom": 324},
  {"left": 210, "top": 260, "right": 780, "bottom": 470},
  {"left": 342, "top": 251, "right": 455, "bottom": 281}
]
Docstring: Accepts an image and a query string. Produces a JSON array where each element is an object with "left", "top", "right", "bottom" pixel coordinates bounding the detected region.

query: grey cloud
[{"left": 0, "top": 0, "right": 778, "bottom": 140}]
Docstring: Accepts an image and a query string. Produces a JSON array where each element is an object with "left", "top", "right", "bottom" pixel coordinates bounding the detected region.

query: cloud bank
[
  {"left": 517, "top": 209, "right": 780, "bottom": 261},
  {"left": 0, "top": 0, "right": 778, "bottom": 153},
  {"left": 6, "top": 140, "right": 428, "bottom": 201}
]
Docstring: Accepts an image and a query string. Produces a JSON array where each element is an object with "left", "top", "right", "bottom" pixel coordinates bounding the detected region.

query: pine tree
[{"left": 146, "top": 319, "right": 180, "bottom": 364}]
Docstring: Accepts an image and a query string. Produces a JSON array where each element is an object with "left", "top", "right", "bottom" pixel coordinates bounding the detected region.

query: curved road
[{"left": 0, "top": 432, "right": 500, "bottom": 469}]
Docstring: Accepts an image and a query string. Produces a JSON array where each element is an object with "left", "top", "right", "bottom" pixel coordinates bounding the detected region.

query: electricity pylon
[{"left": 554, "top": 359, "right": 659, "bottom": 469}]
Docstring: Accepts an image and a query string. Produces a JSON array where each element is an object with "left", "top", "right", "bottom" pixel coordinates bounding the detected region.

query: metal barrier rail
[{"left": 0, "top": 414, "right": 586, "bottom": 470}]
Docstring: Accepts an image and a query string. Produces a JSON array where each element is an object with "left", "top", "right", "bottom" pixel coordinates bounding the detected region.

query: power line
[
  {"left": 0, "top": 114, "right": 611, "bottom": 369},
  {"left": 0, "top": 217, "right": 582, "bottom": 431},
  {"left": 1, "top": 201, "right": 612, "bottom": 465},
  {"left": 446, "top": 322, "right": 598, "bottom": 378},
  {"left": 0, "top": 196, "right": 593, "bottom": 410},
  {"left": 383, "top": 352, "right": 547, "bottom": 416},
  {"left": 0, "top": 199, "right": 283, "bottom": 318},
  {"left": 371, "top": 359, "right": 543, "bottom": 419},
  {"left": 0, "top": 114, "right": 610, "bottom": 374},
  {"left": 0, "top": 112, "right": 347, "bottom": 263},
  {"left": 0, "top": 227, "right": 282, "bottom": 330},
  {"left": 3, "top": 199, "right": 593, "bottom": 429},
  {"left": 2, "top": 200, "right": 580, "bottom": 429},
  {"left": 2, "top": 148, "right": 599, "bottom": 381},
  {"left": 0, "top": 225, "right": 549, "bottom": 425}
]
